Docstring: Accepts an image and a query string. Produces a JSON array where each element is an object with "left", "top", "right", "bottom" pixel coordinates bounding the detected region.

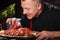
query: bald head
[{"left": 21, "top": 0, "right": 42, "bottom": 3}]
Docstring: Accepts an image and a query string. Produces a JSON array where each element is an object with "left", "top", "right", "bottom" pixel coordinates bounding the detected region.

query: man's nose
[
  {"left": 23, "top": 12, "right": 26, "bottom": 14},
  {"left": 23, "top": 10, "right": 27, "bottom": 14}
]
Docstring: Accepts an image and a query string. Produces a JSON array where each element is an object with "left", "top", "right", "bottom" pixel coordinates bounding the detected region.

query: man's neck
[{"left": 36, "top": 4, "right": 43, "bottom": 18}]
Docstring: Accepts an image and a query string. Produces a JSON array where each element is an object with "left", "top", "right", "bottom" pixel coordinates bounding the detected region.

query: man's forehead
[
  {"left": 21, "top": 0, "right": 35, "bottom": 5},
  {"left": 21, "top": 0, "right": 39, "bottom": 4},
  {"left": 21, "top": 0, "right": 38, "bottom": 2},
  {"left": 21, "top": 1, "right": 34, "bottom": 8},
  {"left": 21, "top": 0, "right": 32, "bottom": 1}
]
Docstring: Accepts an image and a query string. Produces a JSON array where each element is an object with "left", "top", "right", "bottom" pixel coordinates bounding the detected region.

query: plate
[{"left": 0, "top": 34, "right": 35, "bottom": 39}]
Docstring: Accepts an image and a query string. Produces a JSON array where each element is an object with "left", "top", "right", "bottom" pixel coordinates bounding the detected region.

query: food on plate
[
  {"left": 4, "top": 28, "right": 36, "bottom": 36},
  {"left": 0, "top": 30, "right": 5, "bottom": 34}
]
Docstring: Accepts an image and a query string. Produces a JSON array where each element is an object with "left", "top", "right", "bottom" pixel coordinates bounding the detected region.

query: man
[{"left": 6, "top": 0, "right": 60, "bottom": 40}]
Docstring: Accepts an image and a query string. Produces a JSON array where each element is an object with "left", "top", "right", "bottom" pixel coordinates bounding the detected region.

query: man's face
[{"left": 21, "top": 0, "right": 41, "bottom": 19}]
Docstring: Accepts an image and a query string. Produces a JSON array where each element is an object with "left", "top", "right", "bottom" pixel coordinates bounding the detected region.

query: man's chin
[{"left": 27, "top": 17, "right": 33, "bottom": 20}]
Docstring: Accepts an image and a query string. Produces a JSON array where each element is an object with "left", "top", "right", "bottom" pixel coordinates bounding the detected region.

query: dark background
[{"left": 0, "top": 0, "right": 16, "bottom": 11}]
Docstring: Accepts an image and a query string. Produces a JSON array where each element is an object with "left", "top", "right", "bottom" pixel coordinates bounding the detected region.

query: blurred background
[{"left": 0, "top": 0, "right": 60, "bottom": 29}]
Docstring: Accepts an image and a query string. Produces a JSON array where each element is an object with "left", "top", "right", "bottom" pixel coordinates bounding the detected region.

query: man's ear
[{"left": 37, "top": 3, "right": 42, "bottom": 10}]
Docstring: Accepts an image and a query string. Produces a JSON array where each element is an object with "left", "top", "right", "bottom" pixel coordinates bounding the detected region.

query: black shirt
[{"left": 21, "top": 2, "right": 60, "bottom": 31}]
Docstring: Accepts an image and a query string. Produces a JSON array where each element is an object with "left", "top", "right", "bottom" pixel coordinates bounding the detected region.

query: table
[{"left": 0, "top": 34, "right": 60, "bottom": 40}]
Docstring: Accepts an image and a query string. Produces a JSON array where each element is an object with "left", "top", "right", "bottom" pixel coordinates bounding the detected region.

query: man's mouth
[{"left": 27, "top": 14, "right": 31, "bottom": 17}]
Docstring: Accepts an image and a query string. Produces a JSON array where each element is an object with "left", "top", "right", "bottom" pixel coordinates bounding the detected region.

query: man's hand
[
  {"left": 36, "top": 31, "right": 55, "bottom": 40},
  {"left": 6, "top": 18, "right": 22, "bottom": 29}
]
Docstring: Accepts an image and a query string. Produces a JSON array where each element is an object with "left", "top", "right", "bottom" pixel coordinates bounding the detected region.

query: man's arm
[{"left": 36, "top": 31, "right": 60, "bottom": 40}]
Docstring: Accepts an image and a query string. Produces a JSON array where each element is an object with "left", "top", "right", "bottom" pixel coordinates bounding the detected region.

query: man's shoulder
[{"left": 43, "top": 2, "right": 60, "bottom": 11}]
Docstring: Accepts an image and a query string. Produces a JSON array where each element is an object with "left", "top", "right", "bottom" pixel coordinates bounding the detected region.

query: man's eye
[
  {"left": 22, "top": 0, "right": 25, "bottom": 1},
  {"left": 25, "top": 8, "right": 29, "bottom": 10}
]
